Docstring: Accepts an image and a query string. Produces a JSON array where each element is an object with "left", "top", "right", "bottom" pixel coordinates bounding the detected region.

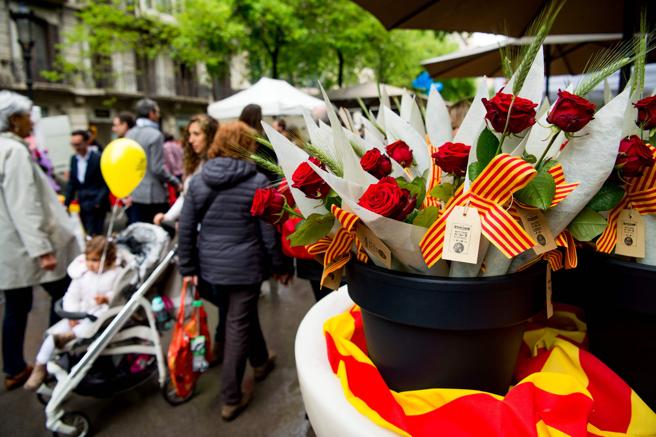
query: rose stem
[{"left": 535, "top": 130, "right": 561, "bottom": 169}]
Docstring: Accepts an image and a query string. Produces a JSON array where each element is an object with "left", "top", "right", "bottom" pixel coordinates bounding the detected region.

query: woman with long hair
[
  {"left": 154, "top": 114, "right": 218, "bottom": 225},
  {"left": 178, "top": 120, "right": 290, "bottom": 420}
]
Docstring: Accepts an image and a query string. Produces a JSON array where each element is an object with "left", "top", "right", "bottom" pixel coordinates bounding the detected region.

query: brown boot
[
  {"left": 253, "top": 353, "right": 276, "bottom": 382},
  {"left": 221, "top": 391, "right": 253, "bottom": 421},
  {"left": 4, "top": 365, "right": 33, "bottom": 391},
  {"left": 54, "top": 332, "right": 76, "bottom": 349},
  {"left": 23, "top": 364, "right": 47, "bottom": 391}
]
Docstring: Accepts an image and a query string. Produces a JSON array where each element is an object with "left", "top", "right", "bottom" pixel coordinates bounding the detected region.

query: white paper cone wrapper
[{"left": 638, "top": 215, "right": 656, "bottom": 266}]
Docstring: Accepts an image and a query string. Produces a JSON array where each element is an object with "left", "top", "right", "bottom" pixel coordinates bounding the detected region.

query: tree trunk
[
  {"left": 337, "top": 49, "right": 344, "bottom": 87},
  {"left": 271, "top": 46, "right": 280, "bottom": 79}
]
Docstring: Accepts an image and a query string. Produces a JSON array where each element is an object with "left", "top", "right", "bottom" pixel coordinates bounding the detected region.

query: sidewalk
[{"left": 0, "top": 278, "right": 318, "bottom": 437}]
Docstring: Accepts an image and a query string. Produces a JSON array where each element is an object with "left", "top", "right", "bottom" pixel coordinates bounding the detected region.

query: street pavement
[{"left": 0, "top": 276, "right": 319, "bottom": 437}]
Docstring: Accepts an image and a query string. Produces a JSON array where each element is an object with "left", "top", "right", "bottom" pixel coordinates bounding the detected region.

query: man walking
[
  {"left": 125, "top": 98, "right": 181, "bottom": 224},
  {"left": 64, "top": 130, "right": 109, "bottom": 236}
]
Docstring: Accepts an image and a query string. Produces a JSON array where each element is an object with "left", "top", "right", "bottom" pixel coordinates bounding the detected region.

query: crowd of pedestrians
[{"left": 0, "top": 89, "right": 315, "bottom": 422}]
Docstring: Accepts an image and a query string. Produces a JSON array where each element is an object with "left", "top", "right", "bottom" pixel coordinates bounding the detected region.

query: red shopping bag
[{"left": 167, "top": 279, "right": 212, "bottom": 398}]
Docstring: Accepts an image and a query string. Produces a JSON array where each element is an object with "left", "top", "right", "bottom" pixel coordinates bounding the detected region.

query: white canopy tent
[{"left": 207, "top": 77, "right": 326, "bottom": 120}]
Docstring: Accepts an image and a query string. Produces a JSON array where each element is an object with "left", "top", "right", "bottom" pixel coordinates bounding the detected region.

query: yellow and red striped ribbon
[
  {"left": 547, "top": 163, "right": 579, "bottom": 208},
  {"left": 307, "top": 205, "right": 368, "bottom": 286},
  {"left": 542, "top": 231, "right": 577, "bottom": 271},
  {"left": 422, "top": 137, "right": 442, "bottom": 209},
  {"left": 596, "top": 152, "right": 656, "bottom": 254},
  {"left": 420, "top": 154, "right": 538, "bottom": 267}
]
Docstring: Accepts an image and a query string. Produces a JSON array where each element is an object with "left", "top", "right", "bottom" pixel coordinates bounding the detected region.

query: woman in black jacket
[{"left": 178, "top": 121, "right": 288, "bottom": 421}]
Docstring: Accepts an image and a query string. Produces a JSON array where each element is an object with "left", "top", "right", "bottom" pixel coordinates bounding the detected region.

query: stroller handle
[{"left": 54, "top": 299, "right": 98, "bottom": 322}]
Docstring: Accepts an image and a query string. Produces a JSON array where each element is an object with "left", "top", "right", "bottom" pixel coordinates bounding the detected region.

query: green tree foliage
[{"left": 46, "top": 0, "right": 475, "bottom": 101}]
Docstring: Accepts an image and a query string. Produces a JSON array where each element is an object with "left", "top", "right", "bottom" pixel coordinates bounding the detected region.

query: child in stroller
[{"left": 25, "top": 236, "right": 121, "bottom": 390}]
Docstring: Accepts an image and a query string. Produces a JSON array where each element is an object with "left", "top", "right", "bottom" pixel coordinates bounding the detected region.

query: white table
[{"left": 295, "top": 287, "right": 397, "bottom": 437}]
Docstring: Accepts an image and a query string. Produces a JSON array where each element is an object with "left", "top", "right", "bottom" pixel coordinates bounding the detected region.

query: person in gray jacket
[
  {"left": 178, "top": 121, "right": 291, "bottom": 421},
  {"left": 0, "top": 91, "right": 80, "bottom": 390},
  {"left": 125, "top": 98, "right": 180, "bottom": 224}
]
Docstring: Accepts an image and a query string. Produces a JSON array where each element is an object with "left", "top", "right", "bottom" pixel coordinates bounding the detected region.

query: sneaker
[
  {"left": 54, "top": 332, "right": 75, "bottom": 349},
  {"left": 23, "top": 364, "right": 47, "bottom": 391},
  {"left": 253, "top": 353, "right": 276, "bottom": 382},
  {"left": 221, "top": 391, "right": 253, "bottom": 421},
  {"left": 4, "top": 365, "right": 33, "bottom": 391}
]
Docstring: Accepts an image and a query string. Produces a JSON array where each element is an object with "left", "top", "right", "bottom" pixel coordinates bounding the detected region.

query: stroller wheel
[
  {"left": 162, "top": 378, "right": 194, "bottom": 406},
  {"left": 52, "top": 412, "right": 91, "bottom": 437}
]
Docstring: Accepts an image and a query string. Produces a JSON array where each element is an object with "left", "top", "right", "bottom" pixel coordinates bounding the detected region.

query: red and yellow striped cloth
[
  {"left": 547, "top": 163, "right": 580, "bottom": 208},
  {"left": 324, "top": 305, "right": 656, "bottom": 437},
  {"left": 422, "top": 139, "right": 442, "bottom": 209},
  {"left": 420, "top": 154, "right": 537, "bottom": 267},
  {"left": 597, "top": 152, "right": 656, "bottom": 253}
]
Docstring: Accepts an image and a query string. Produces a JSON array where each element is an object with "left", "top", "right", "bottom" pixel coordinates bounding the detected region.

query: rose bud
[
  {"left": 386, "top": 140, "right": 414, "bottom": 167},
  {"left": 432, "top": 142, "right": 471, "bottom": 176},
  {"left": 634, "top": 95, "right": 656, "bottom": 130},
  {"left": 482, "top": 90, "right": 537, "bottom": 134},
  {"left": 546, "top": 90, "right": 596, "bottom": 133},
  {"left": 358, "top": 176, "right": 416, "bottom": 221},
  {"left": 360, "top": 148, "right": 393, "bottom": 179},
  {"left": 615, "top": 135, "right": 656, "bottom": 178},
  {"left": 291, "top": 156, "right": 331, "bottom": 199},
  {"left": 251, "top": 187, "right": 288, "bottom": 224}
]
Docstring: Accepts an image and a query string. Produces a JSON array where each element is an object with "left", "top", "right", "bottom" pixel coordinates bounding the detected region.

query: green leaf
[
  {"left": 588, "top": 182, "right": 625, "bottom": 212},
  {"left": 514, "top": 169, "right": 556, "bottom": 210},
  {"left": 325, "top": 195, "right": 341, "bottom": 211},
  {"left": 287, "top": 213, "right": 335, "bottom": 247},
  {"left": 522, "top": 151, "right": 537, "bottom": 164},
  {"left": 429, "top": 182, "right": 455, "bottom": 202},
  {"left": 405, "top": 210, "right": 419, "bottom": 224},
  {"left": 476, "top": 128, "right": 499, "bottom": 168},
  {"left": 468, "top": 162, "right": 482, "bottom": 182},
  {"left": 397, "top": 176, "right": 426, "bottom": 206},
  {"left": 412, "top": 206, "right": 439, "bottom": 228},
  {"left": 568, "top": 207, "right": 608, "bottom": 242}
]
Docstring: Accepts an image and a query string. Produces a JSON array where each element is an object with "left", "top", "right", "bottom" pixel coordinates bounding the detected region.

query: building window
[
  {"left": 31, "top": 17, "right": 59, "bottom": 82},
  {"left": 175, "top": 63, "right": 198, "bottom": 97},
  {"left": 136, "top": 55, "right": 157, "bottom": 95}
]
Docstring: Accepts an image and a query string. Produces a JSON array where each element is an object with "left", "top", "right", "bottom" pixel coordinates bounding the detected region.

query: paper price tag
[
  {"left": 545, "top": 264, "right": 553, "bottom": 319},
  {"left": 355, "top": 225, "right": 392, "bottom": 269},
  {"left": 615, "top": 209, "right": 645, "bottom": 258},
  {"left": 442, "top": 206, "right": 482, "bottom": 264},
  {"left": 322, "top": 268, "right": 343, "bottom": 291},
  {"left": 517, "top": 209, "right": 557, "bottom": 255}
]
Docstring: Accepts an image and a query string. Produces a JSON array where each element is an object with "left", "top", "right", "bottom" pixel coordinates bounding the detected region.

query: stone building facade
[{"left": 0, "top": 0, "right": 214, "bottom": 145}]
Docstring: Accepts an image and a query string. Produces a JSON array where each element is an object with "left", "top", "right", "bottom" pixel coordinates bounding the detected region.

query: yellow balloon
[{"left": 100, "top": 138, "right": 147, "bottom": 198}]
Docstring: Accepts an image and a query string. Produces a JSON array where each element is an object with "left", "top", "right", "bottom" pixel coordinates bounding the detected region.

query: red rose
[
  {"left": 358, "top": 176, "right": 416, "bottom": 221},
  {"left": 360, "top": 148, "right": 392, "bottom": 179},
  {"left": 615, "top": 135, "right": 655, "bottom": 178},
  {"left": 634, "top": 96, "right": 656, "bottom": 130},
  {"left": 432, "top": 142, "right": 471, "bottom": 176},
  {"left": 291, "top": 157, "right": 331, "bottom": 199},
  {"left": 547, "top": 90, "right": 596, "bottom": 133},
  {"left": 277, "top": 178, "right": 296, "bottom": 208},
  {"left": 386, "top": 140, "right": 414, "bottom": 167},
  {"left": 251, "top": 188, "right": 288, "bottom": 224},
  {"left": 482, "top": 90, "right": 537, "bottom": 134}
]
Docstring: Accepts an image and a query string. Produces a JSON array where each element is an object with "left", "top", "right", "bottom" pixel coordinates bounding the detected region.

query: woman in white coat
[{"left": 0, "top": 91, "right": 80, "bottom": 390}]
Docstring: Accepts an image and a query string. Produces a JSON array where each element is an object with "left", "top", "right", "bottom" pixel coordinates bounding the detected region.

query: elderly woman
[
  {"left": 178, "top": 121, "right": 290, "bottom": 420},
  {"left": 0, "top": 91, "right": 79, "bottom": 390}
]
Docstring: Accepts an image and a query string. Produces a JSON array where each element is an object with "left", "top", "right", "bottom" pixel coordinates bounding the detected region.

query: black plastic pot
[
  {"left": 586, "top": 256, "right": 656, "bottom": 409},
  {"left": 346, "top": 262, "right": 546, "bottom": 394}
]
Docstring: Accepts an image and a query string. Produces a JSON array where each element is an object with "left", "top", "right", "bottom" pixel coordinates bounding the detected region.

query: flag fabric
[{"left": 323, "top": 305, "right": 656, "bottom": 437}]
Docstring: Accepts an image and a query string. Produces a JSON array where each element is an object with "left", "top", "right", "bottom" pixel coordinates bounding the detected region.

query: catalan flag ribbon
[
  {"left": 307, "top": 205, "right": 368, "bottom": 287},
  {"left": 547, "top": 163, "right": 579, "bottom": 208},
  {"left": 323, "top": 305, "right": 656, "bottom": 437},
  {"left": 543, "top": 230, "right": 578, "bottom": 271},
  {"left": 596, "top": 155, "right": 656, "bottom": 254},
  {"left": 422, "top": 137, "right": 442, "bottom": 209},
  {"left": 420, "top": 154, "right": 537, "bottom": 267}
]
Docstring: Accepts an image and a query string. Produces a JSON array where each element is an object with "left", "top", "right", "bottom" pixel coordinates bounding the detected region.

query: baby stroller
[{"left": 35, "top": 223, "right": 176, "bottom": 436}]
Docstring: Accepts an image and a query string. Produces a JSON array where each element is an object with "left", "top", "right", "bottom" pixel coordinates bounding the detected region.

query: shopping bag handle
[{"left": 177, "top": 277, "right": 195, "bottom": 324}]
